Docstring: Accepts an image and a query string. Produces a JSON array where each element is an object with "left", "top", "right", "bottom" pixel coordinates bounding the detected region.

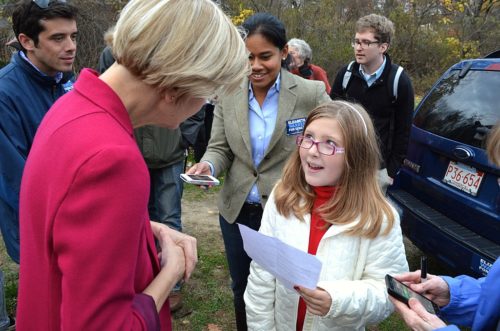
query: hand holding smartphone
[
  {"left": 385, "top": 274, "right": 439, "bottom": 314},
  {"left": 180, "top": 174, "right": 220, "bottom": 186}
]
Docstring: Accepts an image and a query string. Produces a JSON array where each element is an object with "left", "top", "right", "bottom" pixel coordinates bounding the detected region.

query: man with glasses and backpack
[
  {"left": 0, "top": 1, "right": 78, "bottom": 328},
  {"left": 330, "top": 14, "right": 414, "bottom": 193}
]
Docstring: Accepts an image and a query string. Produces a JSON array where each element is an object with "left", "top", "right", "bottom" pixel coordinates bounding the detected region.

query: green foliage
[
  {"left": 231, "top": 7, "right": 254, "bottom": 25},
  {"left": 3, "top": 268, "right": 18, "bottom": 317},
  {"left": 1, "top": 0, "right": 497, "bottom": 92},
  {"left": 221, "top": 0, "right": 499, "bottom": 94}
]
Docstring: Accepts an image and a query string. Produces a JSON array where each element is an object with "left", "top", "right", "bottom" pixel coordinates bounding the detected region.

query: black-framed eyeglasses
[
  {"left": 296, "top": 135, "right": 345, "bottom": 156},
  {"left": 351, "top": 39, "right": 381, "bottom": 49},
  {"left": 32, "top": 0, "right": 66, "bottom": 9}
]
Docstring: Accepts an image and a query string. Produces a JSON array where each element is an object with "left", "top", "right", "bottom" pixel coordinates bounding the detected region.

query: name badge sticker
[
  {"left": 63, "top": 81, "right": 74, "bottom": 93},
  {"left": 286, "top": 117, "right": 306, "bottom": 136}
]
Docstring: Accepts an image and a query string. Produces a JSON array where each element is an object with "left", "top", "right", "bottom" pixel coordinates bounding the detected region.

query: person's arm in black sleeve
[
  {"left": 329, "top": 66, "right": 348, "bottom": 100},
  {"left": 387, "top": 72, "right": 415, "bottom": 178},
  {"left": 179, "top": 105, "right": 206, "bottom": 148}
]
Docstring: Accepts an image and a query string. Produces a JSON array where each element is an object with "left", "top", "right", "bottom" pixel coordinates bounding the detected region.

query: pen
[{"left": 420, "top": 255, "right": 428, "bottom": 283}]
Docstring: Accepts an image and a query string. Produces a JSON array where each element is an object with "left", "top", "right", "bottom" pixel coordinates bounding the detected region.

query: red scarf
[{"left": 296, "top": 186, "right": 336, "bottom": 331}]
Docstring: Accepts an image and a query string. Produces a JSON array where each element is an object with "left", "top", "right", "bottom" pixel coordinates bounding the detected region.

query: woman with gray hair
[
  {"left": 288, "top": 38, "right": 331, "bottom": 93},
  {"left": 17, "top": 0, "right": 249, "bottom": 330}
]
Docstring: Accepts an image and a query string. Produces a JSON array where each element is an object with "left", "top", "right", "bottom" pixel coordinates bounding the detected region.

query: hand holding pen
[
  {"left": 420, "top": 256, "right": 428, "bottom": 283},
  {"left": 393, "top": 263, "right": 451, "bottom": 307}
]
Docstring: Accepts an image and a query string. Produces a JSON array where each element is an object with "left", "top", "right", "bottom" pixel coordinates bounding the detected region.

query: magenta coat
[{"left": 17, "top": 69, "right": 171, "bottom": 330}]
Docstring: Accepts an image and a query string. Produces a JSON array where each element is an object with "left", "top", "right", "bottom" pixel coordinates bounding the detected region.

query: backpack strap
[
  {"left": 388, "top": 64, "right": 404, "bottom": 102},
  {"left": 342, "top": 61, "right": 356, "bottom": 92},
  {"left": 386, "top": 64, "right": 405, "bottom": 165}
]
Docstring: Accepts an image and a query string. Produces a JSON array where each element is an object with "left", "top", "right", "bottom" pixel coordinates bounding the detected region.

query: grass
[
  {"left": 1, "top": 263, "right": 18, "bottom": 318},
  {"left": 173, "top": 240, "right": 234, "bottom": 330}
]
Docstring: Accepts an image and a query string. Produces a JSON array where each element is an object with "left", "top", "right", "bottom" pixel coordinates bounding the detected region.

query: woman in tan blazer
[{"left": 187, "top": 13, "right": 330, "bottom": 330}]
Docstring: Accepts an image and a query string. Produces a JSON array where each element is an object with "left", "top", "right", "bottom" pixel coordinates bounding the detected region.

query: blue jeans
[
  {"left": 219, "top": 203, "right": 263, "bottom": 331},
  {"left": 0, "top": 270, "right": 10, "bottom": 331},
  {"left": 148, "top": 159, "right": 184, "bottom": 291},
  {"left": 148, "top": 159, "right": 184, "bottom": 232}
]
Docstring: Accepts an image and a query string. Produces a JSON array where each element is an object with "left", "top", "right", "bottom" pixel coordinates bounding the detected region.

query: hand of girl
[{"left": 295, "top": 285, "right": 332, "bottom": 316}]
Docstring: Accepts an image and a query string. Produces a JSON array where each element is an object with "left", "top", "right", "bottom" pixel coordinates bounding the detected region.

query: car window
[{"left": 414, "top": 69, "right": 500, "bottom": 149}]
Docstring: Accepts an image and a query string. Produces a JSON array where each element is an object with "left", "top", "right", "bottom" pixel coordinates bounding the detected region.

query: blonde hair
[
  {"left": 487, "top": 123, "right": 500, "bottom": 166},
  {"left": 274, "top": 101, "right": 395, "bottom": 238},
  {"left": 111, "top": 0, "right": 249, "bottom": 100}
]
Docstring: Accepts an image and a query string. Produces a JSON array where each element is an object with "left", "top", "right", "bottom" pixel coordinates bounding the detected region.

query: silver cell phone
[{"left": 180, "top": 174, "right": 220, "bottom": 186}]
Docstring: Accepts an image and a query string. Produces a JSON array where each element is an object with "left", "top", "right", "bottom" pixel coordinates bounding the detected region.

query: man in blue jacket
[
  {"left": 391, "top": 259, "right": 499, "bottom": 331},
  {"left": 0, "top": 1, "right": 78, "bottom": 328}
]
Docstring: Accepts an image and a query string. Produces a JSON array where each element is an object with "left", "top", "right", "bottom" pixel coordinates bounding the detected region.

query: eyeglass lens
[
  {"left": 351, "top": 39, "right": 379, "bottom": 48},
  {"left": 296, "top": 136, "right": 340, "bottom": 155}
]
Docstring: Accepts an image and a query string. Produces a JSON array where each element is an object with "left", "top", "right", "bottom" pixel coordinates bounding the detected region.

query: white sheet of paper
[{"left": 238, "top": 224, "right": 322, "bottom": 290}]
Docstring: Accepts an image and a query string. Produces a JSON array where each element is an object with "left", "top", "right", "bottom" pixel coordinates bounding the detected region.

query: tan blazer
[{"left": 201, "top": 69, "right": 330, "bottom": 223}]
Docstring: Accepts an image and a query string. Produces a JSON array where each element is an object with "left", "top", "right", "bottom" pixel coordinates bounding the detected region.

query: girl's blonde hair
[
  {"left": 111, "top": 0, "right": 250, "bottom": 100},
  {"left": 274, "top": 101, "right": 395, "bottom": 238}
]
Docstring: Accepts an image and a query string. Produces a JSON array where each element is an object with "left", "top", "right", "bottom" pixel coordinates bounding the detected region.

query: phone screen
[
  {"left": 187, "top": 175, "right": 215, "bottom": 181},
  {"left": 386, "top": 275, "right": 438, "bottom": 314}
]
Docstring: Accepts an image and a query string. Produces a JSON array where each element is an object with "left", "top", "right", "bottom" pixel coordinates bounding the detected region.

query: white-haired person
[
  {"left": 16, "top": 0, "right": 249, "bottom": 330},
  {"left": 288, "top": 38, "right": 331, "bottom": 94}
]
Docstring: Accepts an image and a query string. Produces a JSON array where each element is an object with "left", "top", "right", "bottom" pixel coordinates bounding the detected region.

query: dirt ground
[{"left": 181, "top": 189, "right": 221, "bottom": 242}]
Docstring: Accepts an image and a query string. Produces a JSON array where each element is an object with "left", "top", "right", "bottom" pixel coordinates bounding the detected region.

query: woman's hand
[
  {"left": 150, "top": 222, "right": 198, "bottom": 282},
  {"left": 185, "top": 162, "right": 212, "bottom": 176},
  {"left": 155, "top": 226, "right": 186, "bottom": 281},
  {"left": 145, "top": 223, "right": 194, "bottom": 311},
  {"left": 393, "top": 270, "right": 450, "bottom": 307},
  {"left": 295, "top": 285, "right": 332, "bottom": 316},
  {"left": 185, "top": 162, "right": 214, "bottom": 189}
]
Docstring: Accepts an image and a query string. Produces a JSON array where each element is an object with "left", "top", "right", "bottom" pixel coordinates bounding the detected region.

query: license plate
[{"left": 443, "top": 161, "right": 484, "bottom": 196}]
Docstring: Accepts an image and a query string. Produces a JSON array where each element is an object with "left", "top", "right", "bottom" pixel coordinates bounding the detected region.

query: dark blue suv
[{"left": 388, "top": 53, "right": 500, "bottom": 277}]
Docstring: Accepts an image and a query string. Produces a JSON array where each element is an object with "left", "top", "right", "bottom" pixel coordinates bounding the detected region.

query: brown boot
[{"left": 168, "top": 292, "right": 183, "bottom": 313}]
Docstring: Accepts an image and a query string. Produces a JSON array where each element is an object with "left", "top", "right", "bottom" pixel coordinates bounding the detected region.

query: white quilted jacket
[{"left": 244, "top": 190, "right": 409, "bottom": 331}]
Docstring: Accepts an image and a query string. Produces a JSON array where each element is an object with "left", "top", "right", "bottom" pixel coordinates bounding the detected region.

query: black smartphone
[{"left": 385, "top": 274, "right": 439, "bottom": 314}]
